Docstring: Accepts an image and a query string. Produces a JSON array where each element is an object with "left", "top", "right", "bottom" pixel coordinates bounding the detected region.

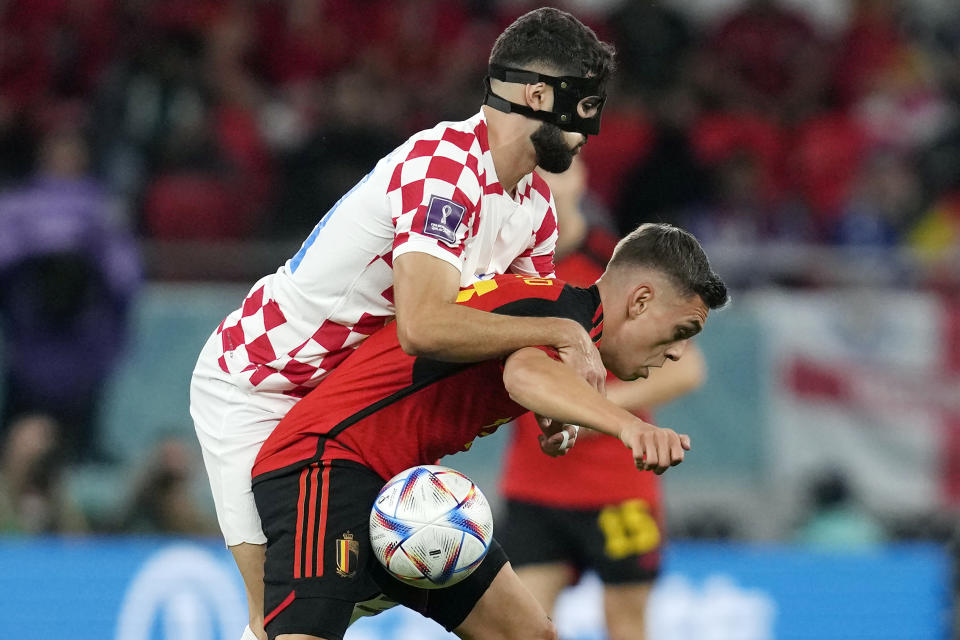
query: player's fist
[
  {"left": 619, "top": 423, "right": 691, "bottom": 475},
  {"left": 537, "top": 415, "right": 579, "bottom": 457}
]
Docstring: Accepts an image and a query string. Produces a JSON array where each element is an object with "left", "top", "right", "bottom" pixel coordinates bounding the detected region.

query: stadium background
[{"left": 0, "top": 0, "right": 958, "bottom": 638}]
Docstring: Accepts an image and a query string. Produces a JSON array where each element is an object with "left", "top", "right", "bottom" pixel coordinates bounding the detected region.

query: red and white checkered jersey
[{"left": 214, "top": 110, "right": 558, "bottom": 396}]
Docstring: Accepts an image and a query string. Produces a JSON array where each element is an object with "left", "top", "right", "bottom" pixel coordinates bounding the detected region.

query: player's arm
[
  {"left": 605, "top": 342, "right": 707, "bottom": 413},
  {"left": 502, "top": 346, "right": 691, "bottom": 475},
  {"left": 393, "top": 252, "right": 605, "bottom": 390}
]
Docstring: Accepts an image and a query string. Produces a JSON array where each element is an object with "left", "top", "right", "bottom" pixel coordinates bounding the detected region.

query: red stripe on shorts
[
  {"left": 304, "top": 464, "right": 319, "bottom": 577},
  {"left": 264, "top": 589, "right": 296, "bottom": 627},
  {"left": 294, "top": 466, "right": 308, "bottom": 578},
  {"left": 316, "top": 462, "right": 332, "bottom": 576}
]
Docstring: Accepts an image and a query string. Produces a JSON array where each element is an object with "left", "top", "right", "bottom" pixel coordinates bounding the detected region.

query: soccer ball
[{"left": 369, "top": 465, "right": 493, "bottom": 589}]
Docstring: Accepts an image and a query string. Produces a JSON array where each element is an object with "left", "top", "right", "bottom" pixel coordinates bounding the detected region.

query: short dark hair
[
  {"left": 608, "top": 223, "right": 729, "bottom": 309},
  {"left": 489, "top": 7, "right": 616, "bottom": 86}
]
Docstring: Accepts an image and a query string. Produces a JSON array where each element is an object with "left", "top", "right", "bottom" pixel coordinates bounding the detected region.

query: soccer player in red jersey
[
  {"left": 251, "top": 223, "right": 728, "bottom": 640},
  {"left": 189, "top": 9, "right": 615, "bottom": 639},
  {"left": 499, "top": 159, "right": 707, "bottom": 640}
]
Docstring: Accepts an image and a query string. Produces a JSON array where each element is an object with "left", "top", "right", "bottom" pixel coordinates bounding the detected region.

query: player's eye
[
  {"left": 577, "top": 97, "right": 601, "bottom": 118},
  {"left": 673, "top": 325, "right": 700, "bottom": 342}
]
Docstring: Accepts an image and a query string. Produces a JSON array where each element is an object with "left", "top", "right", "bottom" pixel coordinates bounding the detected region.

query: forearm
[
  {"left": 399, "top": 301, "right": 581, "bottom": 363},
  {"left": 503, "top": 349, "right": 646, "bottom": 438},
  {"left": 393, "top": 252, "right": 582, "bottom": 363},
  {"left": 506, "top": 348, "right": 692, "bottom": 474}
]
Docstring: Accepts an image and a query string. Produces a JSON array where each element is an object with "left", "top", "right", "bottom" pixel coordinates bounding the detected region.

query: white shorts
[{"left": 190, "top": 332, "right": 299, "bottom": 546}]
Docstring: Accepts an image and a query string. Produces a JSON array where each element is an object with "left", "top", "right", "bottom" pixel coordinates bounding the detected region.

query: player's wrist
[
  {"left": 549, "top": 317, "right": 589, "bottom": 350},
  {"left": 617, "top": 418, "right": 652, "bottom": 445}
]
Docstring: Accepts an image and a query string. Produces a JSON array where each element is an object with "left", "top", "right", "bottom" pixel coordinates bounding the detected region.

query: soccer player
[
  {"left": 189, "top": 8, "right": 615, "bottom": 640},
  {"left": 251, "top": 223, "right": 729, "bottom": 640},
  {"left": 500, "top": 158, "right": 707, "bottom": 640},
  {"left": 501, "top": 356, "right": 705, "bottom": 640}
]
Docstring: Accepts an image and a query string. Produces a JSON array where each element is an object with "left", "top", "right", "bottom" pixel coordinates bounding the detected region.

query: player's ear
[
  {"left": 524, "top": 82, "right": 550, "bottom": 112},
  {"left": 628, "top": 284, "right": 653, "bottom": 319}
]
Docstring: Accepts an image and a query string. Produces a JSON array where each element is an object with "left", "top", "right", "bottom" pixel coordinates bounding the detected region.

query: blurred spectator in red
[
  {"left": 0, "top": 123, "right": 141, "bottom": 462},
  {"left": 140, "top": 117, "right": 254, "bottom": 240},
  {"left": 0, "top": 0, "right": 118, "bottom": 182},
  {"left": 692, "top": 111, "right": 787, "bottom": 204},
  {"left": 372, "top": 0, "right": 490, "bottom": 131},
  {"left": 116, "top": 435, "right": 219, "bottom": 535},
  {"left": 254, "top": 0, "right": 356, "bottom": 87},
  {"left": 0, "top": 414, "right": 88, "bottom": 534},
  {"left": 786, "top": 112, "right": 869, "bottom": 233},
  {"left": 0, "top": 0, "right": 118, "bottom": 108},
  {"left": 697, "top": 0, "right": 830, "bottom": 123},
  {"left": 832, "top": 0, "right": 907, "bottom": 110}
]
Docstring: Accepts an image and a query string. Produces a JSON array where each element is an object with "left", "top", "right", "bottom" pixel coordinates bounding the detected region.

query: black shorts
[
  {"left": 500, "top": 498, "right": 662, "bottom": 585},
  {"left": 253, "top": 460, "right": 508, "bottom": 640}
]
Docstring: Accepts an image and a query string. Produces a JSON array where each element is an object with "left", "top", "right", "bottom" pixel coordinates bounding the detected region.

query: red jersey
[
  {"left": 500, "top": 228, "right": 662, "bottom": 509},
  {"left": 252, "top": 273, "right": 603, "bottom": 484}
]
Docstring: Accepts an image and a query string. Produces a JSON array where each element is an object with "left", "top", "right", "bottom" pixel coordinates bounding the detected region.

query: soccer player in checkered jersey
[{"left": 189, "top": 8, "right": 615, "bottom": 640}]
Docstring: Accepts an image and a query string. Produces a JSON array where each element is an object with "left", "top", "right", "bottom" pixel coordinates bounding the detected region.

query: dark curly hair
[{"left": 489, "top": 7, "right": 616, "bottom": 86}]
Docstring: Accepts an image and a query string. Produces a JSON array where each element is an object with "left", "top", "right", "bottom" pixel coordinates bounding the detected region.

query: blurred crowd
[
  {"left": 0, "top": 0, "right": 958, "bottom": 285},
  {"left": 0, "top": 413, "right": 218, "bottom": 535}
]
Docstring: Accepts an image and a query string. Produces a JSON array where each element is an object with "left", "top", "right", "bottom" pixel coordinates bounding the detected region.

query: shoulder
[{"left": 394, "top": 114, "right": 487, "bottom": 185}]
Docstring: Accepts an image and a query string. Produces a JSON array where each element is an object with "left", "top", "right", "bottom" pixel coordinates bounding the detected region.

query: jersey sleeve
[
  {"left": 508, "top": 172, "right": 557, "bottom": 277},
  {"left": 388, "top": 133, "right": 483, "bottom": 272}
]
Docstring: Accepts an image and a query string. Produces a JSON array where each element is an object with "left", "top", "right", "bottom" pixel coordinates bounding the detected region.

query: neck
[
  {"left": 595, "top": 275, "right": 612, "bottom": 312},
  {"left": 483, "top": 105, "right": 538, "bottom": 194}
]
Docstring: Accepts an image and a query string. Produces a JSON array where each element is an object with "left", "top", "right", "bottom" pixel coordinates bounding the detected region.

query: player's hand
[
  {"left": 537, "top": 416, "right": 580, "bottom": 457},
  {"left": 618, "top": 422, "right": 691, "bottom": 475},
  {"left": 555, "top": 321, "right": 606, "bottom": 394}
]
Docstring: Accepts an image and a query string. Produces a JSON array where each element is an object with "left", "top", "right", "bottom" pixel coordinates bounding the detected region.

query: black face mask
[{"left": 482, "top": 63, "right": 607, "bottom": 136}]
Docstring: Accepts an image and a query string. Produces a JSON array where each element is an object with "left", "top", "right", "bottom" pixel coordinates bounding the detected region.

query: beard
[{"left": 530, "top": 121, "right": 581, "bottom": 173}]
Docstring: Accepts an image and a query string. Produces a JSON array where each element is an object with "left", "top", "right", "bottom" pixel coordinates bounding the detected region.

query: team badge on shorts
[{"left": 336, "top": 531, "right": 360, "bottom": 578}]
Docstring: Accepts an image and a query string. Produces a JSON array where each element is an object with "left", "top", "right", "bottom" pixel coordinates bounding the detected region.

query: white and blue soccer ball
[{"left": 369, "top": 465, "right": 493, "bottom": 589}]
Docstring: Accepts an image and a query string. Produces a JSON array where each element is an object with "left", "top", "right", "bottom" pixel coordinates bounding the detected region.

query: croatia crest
[{"left": 336, "top": 531, "right": 359, "bottom": 578}]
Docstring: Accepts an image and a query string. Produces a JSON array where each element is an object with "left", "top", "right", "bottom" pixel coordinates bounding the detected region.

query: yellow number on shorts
[{"left": 597, "top": 499, "right": 660, "bottom": 560}]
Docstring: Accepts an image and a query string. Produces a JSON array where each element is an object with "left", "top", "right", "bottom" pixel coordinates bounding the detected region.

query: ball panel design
[{"left": 369, "top": 465, "right": 493, "bottom": 589}]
